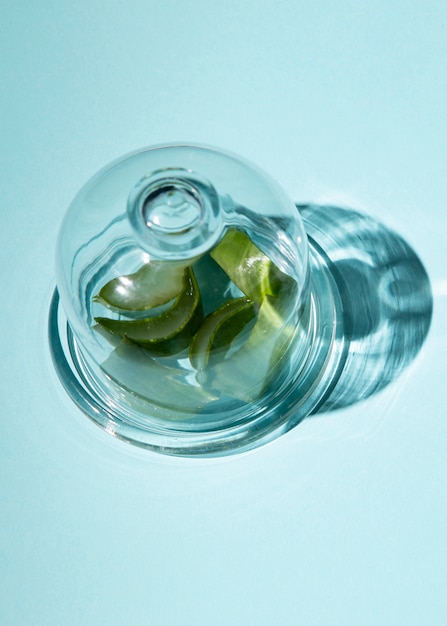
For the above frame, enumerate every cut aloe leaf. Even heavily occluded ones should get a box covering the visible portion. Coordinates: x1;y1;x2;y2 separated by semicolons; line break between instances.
95;268;203;354
189;297;257;371
209;294;296;402
102;339;218;413
95;260;191;311
210;228;296;303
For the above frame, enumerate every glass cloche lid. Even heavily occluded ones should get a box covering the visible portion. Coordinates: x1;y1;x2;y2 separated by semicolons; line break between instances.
50;144;344;455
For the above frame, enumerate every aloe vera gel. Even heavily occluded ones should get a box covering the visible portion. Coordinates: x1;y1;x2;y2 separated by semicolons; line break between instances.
52;145;342;455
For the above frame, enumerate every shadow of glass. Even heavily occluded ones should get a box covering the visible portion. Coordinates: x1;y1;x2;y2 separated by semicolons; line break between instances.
298;203;433;412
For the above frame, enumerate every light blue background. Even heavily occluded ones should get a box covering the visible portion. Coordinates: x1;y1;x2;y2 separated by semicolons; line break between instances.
1;1;446;624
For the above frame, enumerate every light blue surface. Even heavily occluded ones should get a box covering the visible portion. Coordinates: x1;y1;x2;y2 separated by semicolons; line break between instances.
1;1;446;624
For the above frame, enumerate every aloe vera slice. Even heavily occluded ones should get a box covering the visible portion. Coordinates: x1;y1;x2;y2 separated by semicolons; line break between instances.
95;268;203;354
209;294;296;402
102;339;218;413
210;228;295;303
95;260;190;311
189;297;257;371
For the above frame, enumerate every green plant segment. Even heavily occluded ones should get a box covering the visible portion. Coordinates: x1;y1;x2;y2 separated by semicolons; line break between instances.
209;295;296;401
94;228;298;402
94;259;190;311
95;268;203;355
210;227;295;303
189;297;257;371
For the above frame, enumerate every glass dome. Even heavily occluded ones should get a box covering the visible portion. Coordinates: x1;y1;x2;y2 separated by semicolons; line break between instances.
50;144;344;455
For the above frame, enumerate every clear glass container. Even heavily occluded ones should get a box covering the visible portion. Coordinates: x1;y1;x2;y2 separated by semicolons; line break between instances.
50;144;345;455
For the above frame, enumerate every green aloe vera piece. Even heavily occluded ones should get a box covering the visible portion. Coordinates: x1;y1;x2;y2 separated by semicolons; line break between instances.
95;260;190;311
102;339;218;414
95;268;203;355
189;297;257;371
209;294;296;402
210;228;296;303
